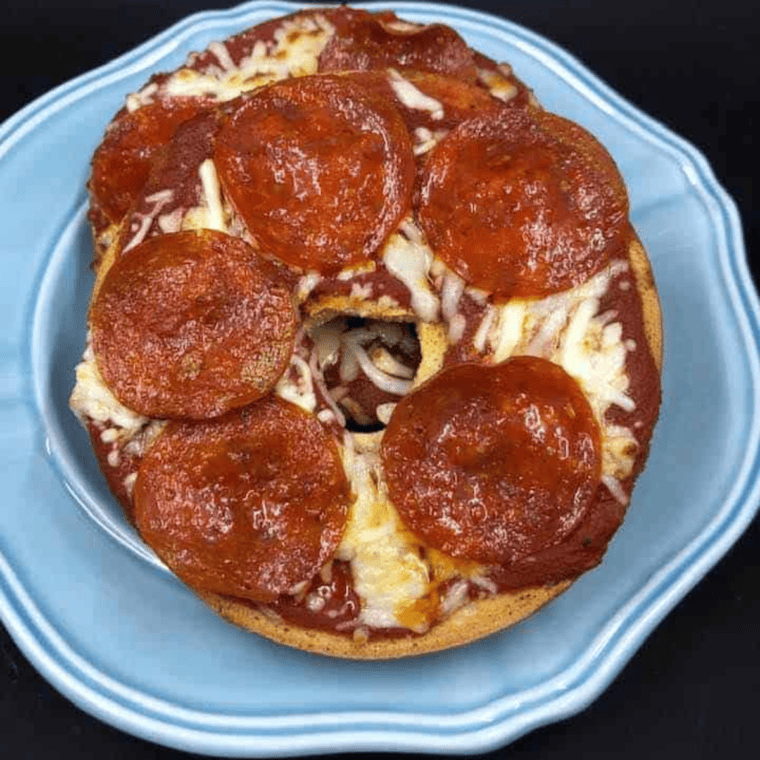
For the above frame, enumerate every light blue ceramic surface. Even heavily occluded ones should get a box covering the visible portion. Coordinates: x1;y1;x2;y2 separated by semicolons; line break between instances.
0;1;757;755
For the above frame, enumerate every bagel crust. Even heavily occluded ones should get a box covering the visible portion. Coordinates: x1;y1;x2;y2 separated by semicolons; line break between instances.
70;6;662;659
199;581;573;659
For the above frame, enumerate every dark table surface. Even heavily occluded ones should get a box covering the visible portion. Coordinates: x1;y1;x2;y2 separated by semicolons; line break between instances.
2;1;758;758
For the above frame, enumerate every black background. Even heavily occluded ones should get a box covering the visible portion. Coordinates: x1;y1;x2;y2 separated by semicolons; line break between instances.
1;1;758;758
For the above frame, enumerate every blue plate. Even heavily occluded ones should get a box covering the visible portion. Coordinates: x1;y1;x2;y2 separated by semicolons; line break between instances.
0;1;757;755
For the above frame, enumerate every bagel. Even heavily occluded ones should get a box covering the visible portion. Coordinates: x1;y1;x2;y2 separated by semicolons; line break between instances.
69;6;662;658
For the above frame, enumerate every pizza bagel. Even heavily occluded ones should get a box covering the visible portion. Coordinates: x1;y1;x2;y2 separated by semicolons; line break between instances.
70;6;662;658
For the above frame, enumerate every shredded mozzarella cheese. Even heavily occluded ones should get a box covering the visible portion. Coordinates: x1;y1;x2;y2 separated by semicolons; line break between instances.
386;69;444;120
382;220;439;322
343;336;414;396
336;444;431;631
480;262;638;488
122;190;173;252
69;342;149;452
198;159;226;232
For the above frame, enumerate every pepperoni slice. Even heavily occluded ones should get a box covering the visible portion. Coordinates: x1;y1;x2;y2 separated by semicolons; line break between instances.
344;70;504;136
89;98;209;234
188;7;366;75
133;397;351;602
401;71;503;127
115;108;224;255
91;229;296;419
381;357;602;565
417;108;629;298
318;15;477;82
214;75;414;273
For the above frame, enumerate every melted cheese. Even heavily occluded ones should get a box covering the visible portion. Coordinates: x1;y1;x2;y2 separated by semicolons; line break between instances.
335;436;496;631
370;346;415;380
386;69;444;120
133;14;334;106
197;159;226;232
440;272;467;344
342;337;413;396
139;159;231;240
381;218;439;322
337;439;431;632
477;67;518;103
207;40;236;73
412;126;447;156
476;261;639;491
125;83;157;113
157;207;184;234
69;341;147;439
123;190;173;253
275;354;317;413
296;273;321;302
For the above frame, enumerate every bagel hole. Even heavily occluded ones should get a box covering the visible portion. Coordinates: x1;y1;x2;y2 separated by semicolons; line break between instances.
308;315;421;433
